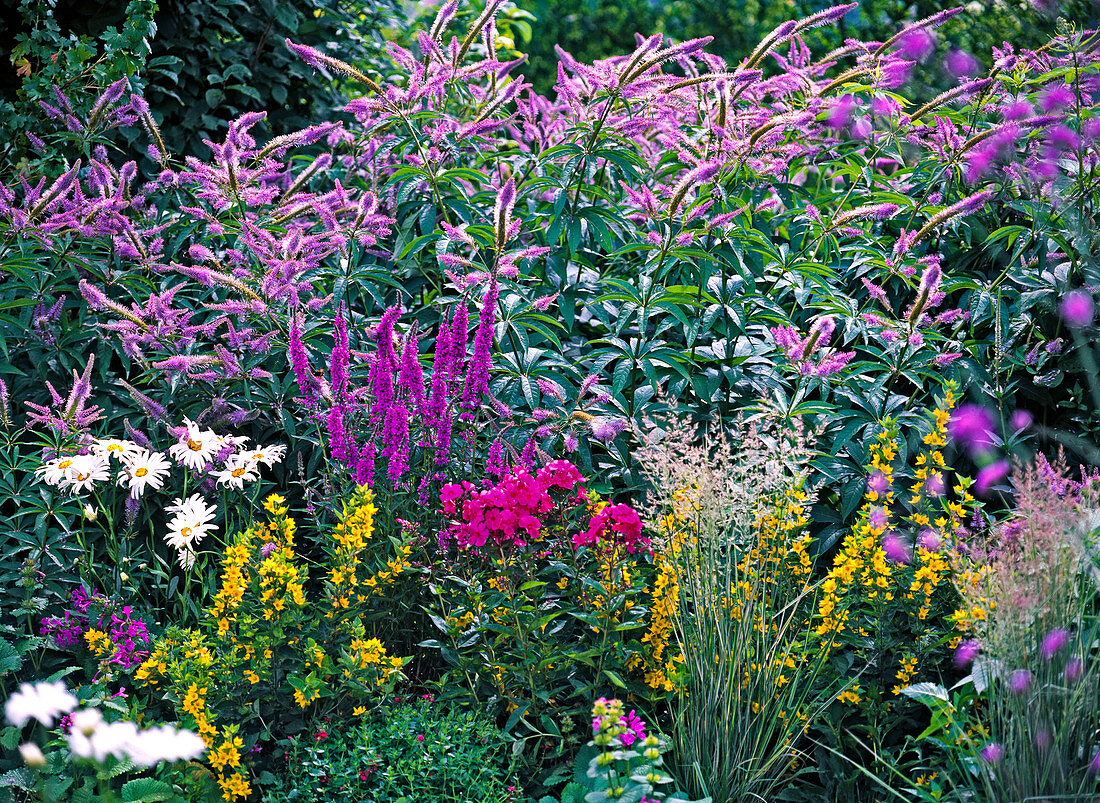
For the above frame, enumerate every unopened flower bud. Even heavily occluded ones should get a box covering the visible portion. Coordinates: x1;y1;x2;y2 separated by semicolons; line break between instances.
83;504;97;522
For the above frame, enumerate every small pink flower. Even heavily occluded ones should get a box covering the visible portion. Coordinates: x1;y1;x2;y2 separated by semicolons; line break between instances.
1062;291;1094;328
416;734;425;743
955;639;980;668
1007;668;1032;694
975;460;1010;496
881;533;911;564
949;405;997;454
980;743;1003;764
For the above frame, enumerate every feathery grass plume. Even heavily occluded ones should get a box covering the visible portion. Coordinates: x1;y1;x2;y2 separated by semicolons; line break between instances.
745;3;856;70
256;123;337;160
174;265;263;302
493;178;517;252
616;33;663;88
913;189;994;242
284;39;382;94
907;263;942;323
279;154;333;202
832;203;901;227
637;407;834;802
667;163;719;219
132;92;168;163
944;457;1100;801
428;0;459;43
474;77;525;124
873;7;964;57
86;78;127;130
619;37;714;86
908;77;994;121
78;280;150;329
28;160;81;220
456;0;506;65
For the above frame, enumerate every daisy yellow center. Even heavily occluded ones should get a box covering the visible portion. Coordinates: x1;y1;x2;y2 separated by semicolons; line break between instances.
77;472;89;481
107;444;123;452
187;439;203;451
250;454;263;461
135;467;149;477
182;527;192;538
59;460;73;469
232;467;247;477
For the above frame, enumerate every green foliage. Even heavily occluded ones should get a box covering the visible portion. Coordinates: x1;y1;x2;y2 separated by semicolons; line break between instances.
519;0;1099;94
140;0;400;161
262;696;518;803
0;0;157;171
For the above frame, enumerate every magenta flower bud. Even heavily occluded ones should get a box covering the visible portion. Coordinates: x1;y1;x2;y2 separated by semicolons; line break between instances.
896;28;935;61
1041;628;1069;660
881;533;911;564
867;472;889;495
975;460;1010;496
868;507;888;531
945;48;979;78
1065;657;1084;682
918;529;942;551
1090;748;1100;775
1010;409;1033;432
1062;291;1094;328
1007;669;1032;694
980;743;1003;764
949;405;997;454
1034;730;1052;750
925;472;945;497
955;639;980;668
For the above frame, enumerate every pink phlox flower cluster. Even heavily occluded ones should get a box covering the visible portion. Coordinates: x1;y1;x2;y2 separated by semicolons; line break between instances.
440;460;587;550
575;502;648;554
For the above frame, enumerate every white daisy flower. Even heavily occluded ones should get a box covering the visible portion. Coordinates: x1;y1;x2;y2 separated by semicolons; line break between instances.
125;724;206;767
68;717;139;764
35;456;78;486
167;418;221;470
164;495;217;550
215;456;259;489
91;438;140;462
237;444;286;467
119;450;172;499
4;680;78;728
65;454;110;494
175;547;196;571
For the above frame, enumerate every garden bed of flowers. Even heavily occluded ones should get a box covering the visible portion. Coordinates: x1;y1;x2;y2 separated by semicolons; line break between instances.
2;0;1100;801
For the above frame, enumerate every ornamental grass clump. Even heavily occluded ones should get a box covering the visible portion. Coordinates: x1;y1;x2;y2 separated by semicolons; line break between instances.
638;411;830;802
941;457;1100;802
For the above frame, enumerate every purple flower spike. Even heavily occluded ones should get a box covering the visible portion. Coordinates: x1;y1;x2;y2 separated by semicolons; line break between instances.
1041;628;1069;660
1062;291;1094;328
955;639;981;668
949;405;997;455
1065;657;1084;682
975;460;1010;496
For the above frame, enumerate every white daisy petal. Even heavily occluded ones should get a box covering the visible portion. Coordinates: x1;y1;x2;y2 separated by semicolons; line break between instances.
119;450;172;499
